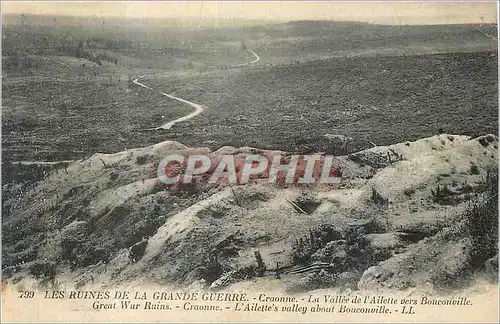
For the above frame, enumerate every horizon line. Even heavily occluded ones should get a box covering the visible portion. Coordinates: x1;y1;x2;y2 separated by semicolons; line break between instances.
2;12;498;28
2;2;497;25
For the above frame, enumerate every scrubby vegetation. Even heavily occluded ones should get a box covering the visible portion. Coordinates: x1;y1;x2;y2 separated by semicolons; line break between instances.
431;184;454;204
291;225;344;264
29;261;57;286
289;223;393;291
463;168;498;268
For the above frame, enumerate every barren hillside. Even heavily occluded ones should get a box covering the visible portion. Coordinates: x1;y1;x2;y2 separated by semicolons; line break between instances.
2;133;498;293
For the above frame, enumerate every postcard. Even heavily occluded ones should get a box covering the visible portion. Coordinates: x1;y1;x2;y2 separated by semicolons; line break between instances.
1;1;498;322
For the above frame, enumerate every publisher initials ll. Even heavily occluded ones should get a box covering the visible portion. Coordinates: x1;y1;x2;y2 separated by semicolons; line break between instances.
401;306;415;315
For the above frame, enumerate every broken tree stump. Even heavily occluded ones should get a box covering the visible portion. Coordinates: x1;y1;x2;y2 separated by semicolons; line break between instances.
254;250;266;277
275;262;282;279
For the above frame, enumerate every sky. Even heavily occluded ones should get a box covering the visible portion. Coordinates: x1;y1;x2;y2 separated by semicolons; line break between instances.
2;1;498;25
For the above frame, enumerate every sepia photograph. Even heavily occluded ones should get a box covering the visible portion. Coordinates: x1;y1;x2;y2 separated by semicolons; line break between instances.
1;1;499;322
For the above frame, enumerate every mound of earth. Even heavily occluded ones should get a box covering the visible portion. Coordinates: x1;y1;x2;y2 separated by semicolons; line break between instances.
2;134;498;293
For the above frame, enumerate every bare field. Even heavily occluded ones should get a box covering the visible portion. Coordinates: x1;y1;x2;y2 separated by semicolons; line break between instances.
1;18;498;176
2;71;191;161
141;50;498;154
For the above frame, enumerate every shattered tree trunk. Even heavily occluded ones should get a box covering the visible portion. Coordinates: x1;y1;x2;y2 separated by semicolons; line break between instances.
254;251;266;277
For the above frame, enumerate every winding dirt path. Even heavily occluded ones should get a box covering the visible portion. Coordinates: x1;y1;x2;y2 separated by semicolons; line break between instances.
9;160;74;166
9;49;261;166
132;76;205;130
233;49;260;67
134;48;260;130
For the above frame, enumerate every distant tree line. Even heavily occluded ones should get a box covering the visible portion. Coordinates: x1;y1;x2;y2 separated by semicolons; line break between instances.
75;40;118;65
85;37;140;50
2;27;121;66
